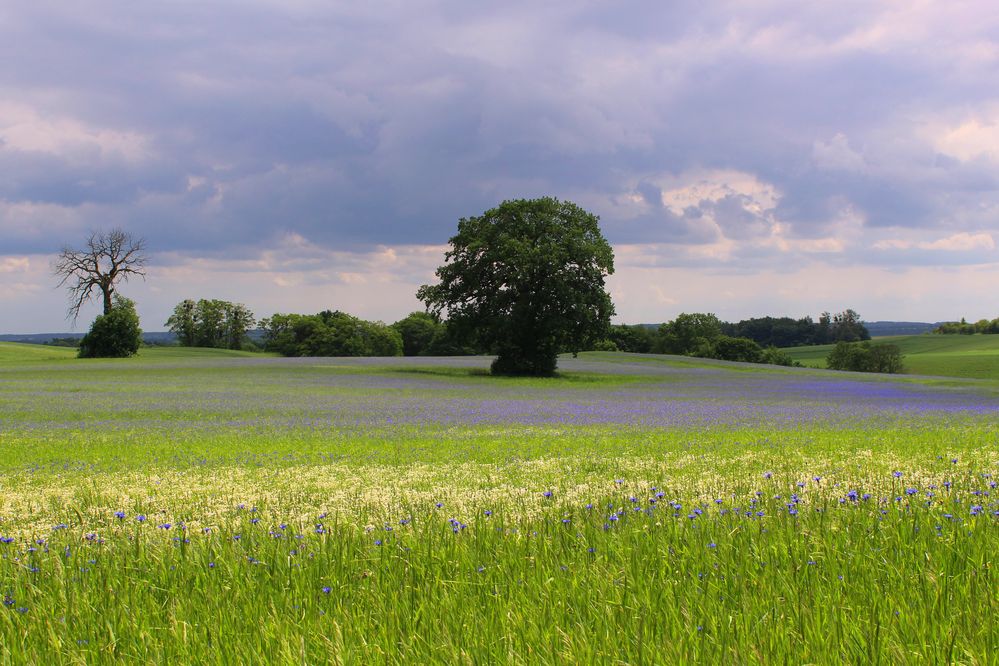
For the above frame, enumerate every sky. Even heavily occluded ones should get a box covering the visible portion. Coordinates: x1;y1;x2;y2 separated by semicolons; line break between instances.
2;1;999;334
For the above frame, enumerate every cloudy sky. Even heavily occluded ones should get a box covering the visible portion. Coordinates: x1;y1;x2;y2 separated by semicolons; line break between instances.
2;1;999;333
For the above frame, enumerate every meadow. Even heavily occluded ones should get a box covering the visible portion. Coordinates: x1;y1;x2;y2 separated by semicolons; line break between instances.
0;343;996;663
783;333;999;380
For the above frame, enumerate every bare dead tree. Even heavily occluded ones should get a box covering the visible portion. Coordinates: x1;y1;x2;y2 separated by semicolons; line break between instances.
53;228;148;322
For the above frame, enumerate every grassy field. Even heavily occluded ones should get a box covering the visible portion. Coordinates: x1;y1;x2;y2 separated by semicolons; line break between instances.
783;334;999;380
0;343;996;663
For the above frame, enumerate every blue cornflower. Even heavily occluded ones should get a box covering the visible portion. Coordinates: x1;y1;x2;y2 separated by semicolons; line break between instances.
484;510;492;516
892;471;903;478
208;562;216;568
0;537;12;544
763;472;773;479
158;523;171;530
374;539;382;546
905;488;918;496
707;542;717;549
135;515;146;523
543;490;553;498
113;511;126;520
322;586;331;594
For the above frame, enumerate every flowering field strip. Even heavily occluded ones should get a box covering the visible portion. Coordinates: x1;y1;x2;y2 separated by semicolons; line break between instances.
0;351;996;662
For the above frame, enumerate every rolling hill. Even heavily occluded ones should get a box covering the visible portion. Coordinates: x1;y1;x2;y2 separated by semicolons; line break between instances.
782;334;999;380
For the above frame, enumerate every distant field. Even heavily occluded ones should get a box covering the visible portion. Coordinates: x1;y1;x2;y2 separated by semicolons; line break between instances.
782;334;999;380
0;344;996;662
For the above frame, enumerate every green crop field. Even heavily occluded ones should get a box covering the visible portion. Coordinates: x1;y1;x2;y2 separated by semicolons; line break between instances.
0;342;996;663
783;334;999;380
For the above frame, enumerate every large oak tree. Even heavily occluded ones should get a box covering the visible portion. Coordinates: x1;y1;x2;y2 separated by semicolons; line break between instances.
418;197;615;376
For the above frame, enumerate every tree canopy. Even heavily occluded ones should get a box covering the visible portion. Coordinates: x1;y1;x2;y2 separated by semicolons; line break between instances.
417;197;615;376
166;299;256;350
260;310;402;357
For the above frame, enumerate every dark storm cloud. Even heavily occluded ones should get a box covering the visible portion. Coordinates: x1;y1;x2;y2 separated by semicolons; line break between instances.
1;1;998;267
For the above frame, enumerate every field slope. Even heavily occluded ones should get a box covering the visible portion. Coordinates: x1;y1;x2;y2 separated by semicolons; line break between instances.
0;347;995;663
782;333;999;380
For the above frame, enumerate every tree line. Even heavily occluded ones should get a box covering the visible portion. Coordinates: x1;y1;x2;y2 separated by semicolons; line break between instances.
933;317;999;335
50;205;892;376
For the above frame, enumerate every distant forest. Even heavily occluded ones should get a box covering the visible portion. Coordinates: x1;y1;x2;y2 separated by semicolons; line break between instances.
608;310;870;355
933;317;999;335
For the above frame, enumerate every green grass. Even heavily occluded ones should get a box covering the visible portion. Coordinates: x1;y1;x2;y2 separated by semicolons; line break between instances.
0;342;77;364
0;346;996;662
0;341;271;366
782;334;999;380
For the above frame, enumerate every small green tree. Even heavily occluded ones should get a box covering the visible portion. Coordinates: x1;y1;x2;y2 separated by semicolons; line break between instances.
760;346;798;367
868;343;904;373
698;335;763;363
391;312;442;356
78;296;142;358
418;197;615;376
165;299;197;346
222;303;256;350
607;324;655;353
655;313;723;355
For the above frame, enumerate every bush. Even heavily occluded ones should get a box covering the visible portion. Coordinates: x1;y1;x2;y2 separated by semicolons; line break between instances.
78;297;142;358
710;335;763;363
759;346;798;367
826;341;904;374
260;310;402;357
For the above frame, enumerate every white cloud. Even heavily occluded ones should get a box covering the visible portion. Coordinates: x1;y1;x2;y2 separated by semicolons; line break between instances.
0;101;150;163
931;114;999;162
0;256;29;273
874;232;995;252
